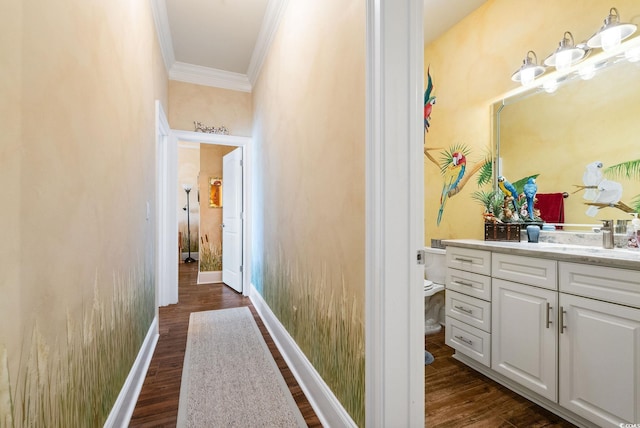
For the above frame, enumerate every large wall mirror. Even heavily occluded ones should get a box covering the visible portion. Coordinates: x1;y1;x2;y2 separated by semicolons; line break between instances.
493;39;640;227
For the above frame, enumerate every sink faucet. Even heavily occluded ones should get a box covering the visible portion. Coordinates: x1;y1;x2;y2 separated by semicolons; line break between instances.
601;220;614;249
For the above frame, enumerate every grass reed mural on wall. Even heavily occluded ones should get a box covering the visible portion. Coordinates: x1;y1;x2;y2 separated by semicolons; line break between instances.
253;251;365;426
179;223;199;253
0;267;154;427
199;234;222;272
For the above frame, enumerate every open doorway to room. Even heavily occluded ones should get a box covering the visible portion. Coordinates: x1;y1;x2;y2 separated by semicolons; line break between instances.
177;140;245;294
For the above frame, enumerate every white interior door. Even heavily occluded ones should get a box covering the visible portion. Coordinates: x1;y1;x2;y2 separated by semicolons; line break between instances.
222;147;243;292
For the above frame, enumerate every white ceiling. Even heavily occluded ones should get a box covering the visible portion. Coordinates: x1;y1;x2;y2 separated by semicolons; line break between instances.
153;0;487;91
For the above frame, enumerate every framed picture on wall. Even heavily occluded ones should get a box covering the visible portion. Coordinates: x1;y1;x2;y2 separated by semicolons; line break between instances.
209;177;222;208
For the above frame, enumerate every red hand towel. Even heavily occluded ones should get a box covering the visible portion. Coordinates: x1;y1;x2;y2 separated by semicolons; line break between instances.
536;193;565;224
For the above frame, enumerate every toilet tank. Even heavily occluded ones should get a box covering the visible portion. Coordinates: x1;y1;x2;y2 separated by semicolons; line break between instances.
424;247;446;285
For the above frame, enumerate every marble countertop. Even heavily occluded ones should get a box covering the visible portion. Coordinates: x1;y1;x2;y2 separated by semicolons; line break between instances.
442;239;640;270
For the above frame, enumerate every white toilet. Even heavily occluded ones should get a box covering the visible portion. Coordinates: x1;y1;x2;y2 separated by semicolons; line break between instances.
424;247;446;335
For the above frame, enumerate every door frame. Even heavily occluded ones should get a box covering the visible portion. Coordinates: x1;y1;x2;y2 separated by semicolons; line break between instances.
157;126;252;304
364;0;424;426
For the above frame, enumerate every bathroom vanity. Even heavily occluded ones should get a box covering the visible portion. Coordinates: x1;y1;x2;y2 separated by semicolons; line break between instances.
443;239;640;428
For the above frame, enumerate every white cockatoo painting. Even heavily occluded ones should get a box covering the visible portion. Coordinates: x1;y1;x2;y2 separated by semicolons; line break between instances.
581;161;623;217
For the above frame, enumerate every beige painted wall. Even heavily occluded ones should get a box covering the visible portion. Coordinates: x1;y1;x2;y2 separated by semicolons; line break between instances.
199;145;235;251
251;0;365;424
0;0;23;378
1;0;168;423
424;0;640;241
168;81;253;135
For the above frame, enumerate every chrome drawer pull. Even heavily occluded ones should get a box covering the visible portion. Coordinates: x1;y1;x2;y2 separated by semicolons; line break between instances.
454;280;474;287
454;305;473;314
454;335;473;346
546;302;552;328
454;257;474;263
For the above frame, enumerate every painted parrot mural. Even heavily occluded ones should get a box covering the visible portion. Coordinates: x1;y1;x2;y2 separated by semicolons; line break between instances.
523;177;538;219
424;67;436;133
437;151;466;225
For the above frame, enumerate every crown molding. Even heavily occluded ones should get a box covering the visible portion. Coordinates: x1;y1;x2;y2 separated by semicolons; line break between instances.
247;0;289;86
169;62;252;92
149;0;175;72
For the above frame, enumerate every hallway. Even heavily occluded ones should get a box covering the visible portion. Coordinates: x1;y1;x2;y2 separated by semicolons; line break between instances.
129;262;321;427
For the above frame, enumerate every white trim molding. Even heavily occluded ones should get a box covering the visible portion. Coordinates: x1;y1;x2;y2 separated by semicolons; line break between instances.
247;0;289;87
249;284;357;428
171;129;253;297
365;0;425;426
149;0;175;73
104;316;159;428
169;62;252;92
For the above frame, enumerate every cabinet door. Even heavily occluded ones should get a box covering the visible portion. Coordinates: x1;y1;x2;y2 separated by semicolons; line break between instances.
559;294;640;427
492;279;558;401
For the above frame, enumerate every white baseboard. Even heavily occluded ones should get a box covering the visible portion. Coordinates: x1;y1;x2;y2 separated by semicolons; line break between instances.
197;270;222;284
104;316;159;428
249;284;356;428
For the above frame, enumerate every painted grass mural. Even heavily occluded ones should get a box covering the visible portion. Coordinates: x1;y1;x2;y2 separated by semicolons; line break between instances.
253;251;365;427
0;268;154;427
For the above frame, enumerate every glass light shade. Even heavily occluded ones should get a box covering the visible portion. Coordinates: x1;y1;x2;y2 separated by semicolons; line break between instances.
182;184;192;192
519;67;536;85
587;8;637;51
578;64;596;80
544;32;585;71
543;79;558;93
511;50;545;86
601;26;622;51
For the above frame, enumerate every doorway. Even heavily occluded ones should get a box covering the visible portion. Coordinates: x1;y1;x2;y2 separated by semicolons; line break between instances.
156;125;252;306
177;142;243;293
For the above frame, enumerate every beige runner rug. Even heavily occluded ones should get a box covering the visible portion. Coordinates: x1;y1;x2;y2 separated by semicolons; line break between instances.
177;307;307;427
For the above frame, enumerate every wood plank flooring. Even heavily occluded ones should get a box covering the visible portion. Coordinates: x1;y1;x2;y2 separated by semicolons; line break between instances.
425;328;577;428
130;260;578;427
129;261;321;427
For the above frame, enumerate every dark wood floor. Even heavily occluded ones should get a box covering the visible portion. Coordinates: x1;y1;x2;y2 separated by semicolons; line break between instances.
129;261;322;427
130;261;578;427
425;328;576;428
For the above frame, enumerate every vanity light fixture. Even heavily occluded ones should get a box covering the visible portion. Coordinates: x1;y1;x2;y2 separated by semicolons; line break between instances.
543;79;559;93
587;7;637;52
544;31;586;71
511;50;545;86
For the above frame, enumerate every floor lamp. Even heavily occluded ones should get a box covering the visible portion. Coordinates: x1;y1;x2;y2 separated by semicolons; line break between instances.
182;184;196;263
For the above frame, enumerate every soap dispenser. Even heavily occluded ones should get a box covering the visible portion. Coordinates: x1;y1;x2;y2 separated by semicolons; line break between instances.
627;213;640;249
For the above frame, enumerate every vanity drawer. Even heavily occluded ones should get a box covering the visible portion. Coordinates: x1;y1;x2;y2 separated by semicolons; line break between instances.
559;262;640;308
446;290;491;332
446;247;491;275
446;268;491;301
492;253;557;290
446;317;491;367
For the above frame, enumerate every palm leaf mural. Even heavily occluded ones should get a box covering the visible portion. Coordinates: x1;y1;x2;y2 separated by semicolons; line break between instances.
632;194;640;213
476;151;493;187
605;159;640;213
605;159;640;181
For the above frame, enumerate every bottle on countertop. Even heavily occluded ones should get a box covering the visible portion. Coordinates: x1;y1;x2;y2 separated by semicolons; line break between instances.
627;213;639;249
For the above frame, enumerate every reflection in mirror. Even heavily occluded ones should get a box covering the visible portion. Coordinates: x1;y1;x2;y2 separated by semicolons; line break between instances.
494;40;640;229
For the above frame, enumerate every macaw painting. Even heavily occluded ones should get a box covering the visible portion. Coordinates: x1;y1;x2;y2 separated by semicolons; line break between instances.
430;143;493;226
424;67;436;133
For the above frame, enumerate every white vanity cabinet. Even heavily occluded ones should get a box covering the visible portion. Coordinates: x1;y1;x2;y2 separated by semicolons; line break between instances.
558;263;640;428
445;248;491;366
492;278;558;401
490;253;558;401
444;241;640;428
